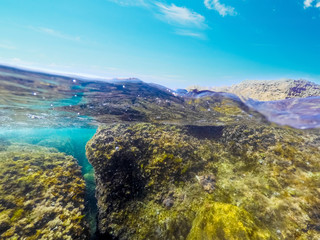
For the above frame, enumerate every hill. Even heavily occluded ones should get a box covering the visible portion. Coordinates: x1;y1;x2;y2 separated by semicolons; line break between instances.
189;79;320;101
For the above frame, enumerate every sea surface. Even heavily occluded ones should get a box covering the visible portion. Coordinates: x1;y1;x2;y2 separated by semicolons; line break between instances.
1;65;320;239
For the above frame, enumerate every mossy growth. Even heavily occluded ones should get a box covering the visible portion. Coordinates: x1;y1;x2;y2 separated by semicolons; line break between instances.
187;202;273;240
213;99;244;116
87;122;320;240
0;143;89;240
10;209;24;222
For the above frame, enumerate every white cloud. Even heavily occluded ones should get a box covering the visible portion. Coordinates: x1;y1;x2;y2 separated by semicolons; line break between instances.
106;1;207;39
156;3;207;29
303;0;320;8
30;26;81;42
175;29;206;39
304;0;315;8
204;0;236;16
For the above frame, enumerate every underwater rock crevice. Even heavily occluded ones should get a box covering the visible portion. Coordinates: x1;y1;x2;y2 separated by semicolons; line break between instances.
184;125;224;140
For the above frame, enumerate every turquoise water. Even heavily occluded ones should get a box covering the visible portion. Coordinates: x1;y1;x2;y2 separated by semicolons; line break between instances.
0;127;98;238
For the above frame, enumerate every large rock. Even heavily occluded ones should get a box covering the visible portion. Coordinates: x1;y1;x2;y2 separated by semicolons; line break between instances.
191;79;320;101
86;121;320;240
0;144;90;240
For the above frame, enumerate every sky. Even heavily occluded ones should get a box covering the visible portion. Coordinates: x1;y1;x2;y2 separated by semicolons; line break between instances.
0;0;320;88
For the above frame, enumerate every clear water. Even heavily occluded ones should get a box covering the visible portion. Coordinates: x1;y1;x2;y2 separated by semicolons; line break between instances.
1;65;320;240
246;96;320;129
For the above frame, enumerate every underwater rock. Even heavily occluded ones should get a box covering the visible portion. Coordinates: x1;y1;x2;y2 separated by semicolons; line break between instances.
162;197;174;209
162;191;175;209
87;122;320;240
0;144;89;240
86;123;208;239
196;174;216;193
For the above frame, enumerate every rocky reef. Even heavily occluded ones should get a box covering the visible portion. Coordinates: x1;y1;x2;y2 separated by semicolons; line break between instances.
86;121;320;239
2;64;320;240
0;143;89;240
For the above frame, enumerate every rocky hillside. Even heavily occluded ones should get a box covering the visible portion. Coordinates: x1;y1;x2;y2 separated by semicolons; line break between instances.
190;79;320;101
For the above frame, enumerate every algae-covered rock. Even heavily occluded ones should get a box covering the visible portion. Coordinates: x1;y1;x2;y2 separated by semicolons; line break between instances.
87;122;320;240
0;144;89;240
86;123;207;239
186;202;272;240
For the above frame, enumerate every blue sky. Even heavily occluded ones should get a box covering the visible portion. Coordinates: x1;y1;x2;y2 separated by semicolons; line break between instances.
0;0;320;88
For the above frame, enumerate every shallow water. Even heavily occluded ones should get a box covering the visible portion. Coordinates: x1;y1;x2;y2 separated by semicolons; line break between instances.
0;127;98;238
1;65;320;240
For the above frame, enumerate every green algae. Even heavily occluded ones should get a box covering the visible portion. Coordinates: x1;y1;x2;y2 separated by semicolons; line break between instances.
187;202;273;240
0;143;89;240
10;209;24;222
87;121;320;240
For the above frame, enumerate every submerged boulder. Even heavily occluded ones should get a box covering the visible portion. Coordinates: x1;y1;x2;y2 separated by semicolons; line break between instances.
0;144;89;240
86;122;320;240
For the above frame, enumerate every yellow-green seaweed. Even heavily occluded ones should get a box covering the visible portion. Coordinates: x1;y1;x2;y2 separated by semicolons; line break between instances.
0;144;89;240
187;202;273;240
